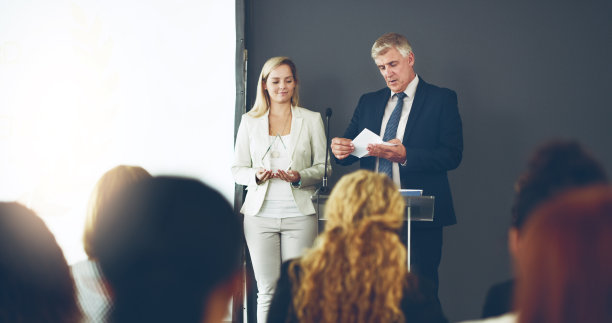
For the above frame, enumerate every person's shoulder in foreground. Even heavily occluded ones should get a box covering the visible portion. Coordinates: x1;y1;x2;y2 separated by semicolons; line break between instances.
460;312;518;323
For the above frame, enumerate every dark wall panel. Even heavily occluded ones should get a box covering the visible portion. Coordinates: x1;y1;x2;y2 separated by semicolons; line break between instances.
244;0;612;320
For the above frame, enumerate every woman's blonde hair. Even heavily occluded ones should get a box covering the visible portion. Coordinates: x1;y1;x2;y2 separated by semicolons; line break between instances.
290;170;407;322
248;56;299;118
83;165;151;258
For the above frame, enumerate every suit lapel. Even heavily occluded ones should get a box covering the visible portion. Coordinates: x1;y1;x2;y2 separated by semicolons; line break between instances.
362;89;389;171
255;111;271;169
403;79;427;142
288;106;303;160
370;89;391;135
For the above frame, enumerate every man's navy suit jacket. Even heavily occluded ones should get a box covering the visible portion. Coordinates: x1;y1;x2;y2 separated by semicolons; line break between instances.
336;78;463;227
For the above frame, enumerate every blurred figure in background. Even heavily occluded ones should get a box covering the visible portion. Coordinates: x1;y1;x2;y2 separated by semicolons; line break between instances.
480;140;608;318
515;185;612;323
464;185;612;323
93;177;242;323
71;165;151;322
267;170;446;323
0;202;81;323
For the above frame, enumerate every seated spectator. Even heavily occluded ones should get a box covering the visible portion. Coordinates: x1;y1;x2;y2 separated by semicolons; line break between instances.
0;202;81;323
71;165;151;322
481;140;608;318
267;170;447;323
513;185;612;323
92;177;242;323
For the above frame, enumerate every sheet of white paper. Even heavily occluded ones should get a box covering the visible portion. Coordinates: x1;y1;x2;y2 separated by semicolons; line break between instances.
350;128;400;158
351;128;380;157
349;128;381;158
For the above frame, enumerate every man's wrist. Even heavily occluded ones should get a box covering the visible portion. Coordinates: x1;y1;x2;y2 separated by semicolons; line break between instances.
400;158;408;167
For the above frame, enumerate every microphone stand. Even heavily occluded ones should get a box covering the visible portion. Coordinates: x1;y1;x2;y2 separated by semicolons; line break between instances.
320;108;332;194
312;108;333;228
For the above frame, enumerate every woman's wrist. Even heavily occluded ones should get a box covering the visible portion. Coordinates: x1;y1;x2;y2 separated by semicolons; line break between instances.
292;171;302;187
291;179;301;188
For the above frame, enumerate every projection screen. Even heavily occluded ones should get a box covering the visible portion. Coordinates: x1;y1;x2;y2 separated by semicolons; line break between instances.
0;0;236;263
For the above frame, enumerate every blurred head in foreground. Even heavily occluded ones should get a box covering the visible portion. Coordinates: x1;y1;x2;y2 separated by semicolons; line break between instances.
0;202;81;323
83;165;152;259
291;170;407;322
509;140;608;256
516;185;612;323
93;177;242;323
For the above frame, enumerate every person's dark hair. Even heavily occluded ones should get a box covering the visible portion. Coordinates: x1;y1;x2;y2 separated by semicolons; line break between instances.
516;185;612;323
92;177;242;323
511;140;608;230
0;202;81;323
84;165;151;259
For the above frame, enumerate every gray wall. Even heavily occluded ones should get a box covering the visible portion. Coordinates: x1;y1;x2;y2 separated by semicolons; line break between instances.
243;0;612;321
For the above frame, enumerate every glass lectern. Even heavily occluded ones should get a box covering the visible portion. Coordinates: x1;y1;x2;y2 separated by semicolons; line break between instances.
312;193;434;269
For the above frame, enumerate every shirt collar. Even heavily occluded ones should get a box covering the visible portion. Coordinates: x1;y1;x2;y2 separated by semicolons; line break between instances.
390;74;419;100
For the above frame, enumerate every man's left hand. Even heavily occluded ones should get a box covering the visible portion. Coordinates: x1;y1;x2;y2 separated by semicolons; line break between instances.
367;138;406;164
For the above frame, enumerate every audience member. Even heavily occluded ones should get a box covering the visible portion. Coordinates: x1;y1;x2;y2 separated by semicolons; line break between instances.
72;165;151;322
92;177;242;323
0;202;81;323
463;186;612;323
480;140;608;318
514;185;612;323
267;170;447;323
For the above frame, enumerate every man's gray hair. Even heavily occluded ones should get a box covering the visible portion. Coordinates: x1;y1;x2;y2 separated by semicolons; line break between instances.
371;32;413;59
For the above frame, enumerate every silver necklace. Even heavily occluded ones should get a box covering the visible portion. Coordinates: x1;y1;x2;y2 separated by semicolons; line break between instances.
269;109;292;137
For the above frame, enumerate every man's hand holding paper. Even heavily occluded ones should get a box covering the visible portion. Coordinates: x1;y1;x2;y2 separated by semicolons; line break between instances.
332;128;404;163
352;128;403;162
367;138;406;164
349;128;384;158
331;137;355;160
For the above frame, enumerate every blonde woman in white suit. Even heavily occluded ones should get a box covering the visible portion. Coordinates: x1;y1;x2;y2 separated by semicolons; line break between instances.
232;56;329;322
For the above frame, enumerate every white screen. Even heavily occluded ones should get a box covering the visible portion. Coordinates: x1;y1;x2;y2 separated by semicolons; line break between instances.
0;0;236;263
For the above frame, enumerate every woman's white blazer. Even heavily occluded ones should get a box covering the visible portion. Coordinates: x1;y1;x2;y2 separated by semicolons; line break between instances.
232;106;330;216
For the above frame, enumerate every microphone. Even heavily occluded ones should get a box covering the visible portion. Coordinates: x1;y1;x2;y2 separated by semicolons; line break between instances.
321;108;332;194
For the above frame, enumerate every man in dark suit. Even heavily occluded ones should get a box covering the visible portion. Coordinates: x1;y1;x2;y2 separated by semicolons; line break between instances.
331;33;463;296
